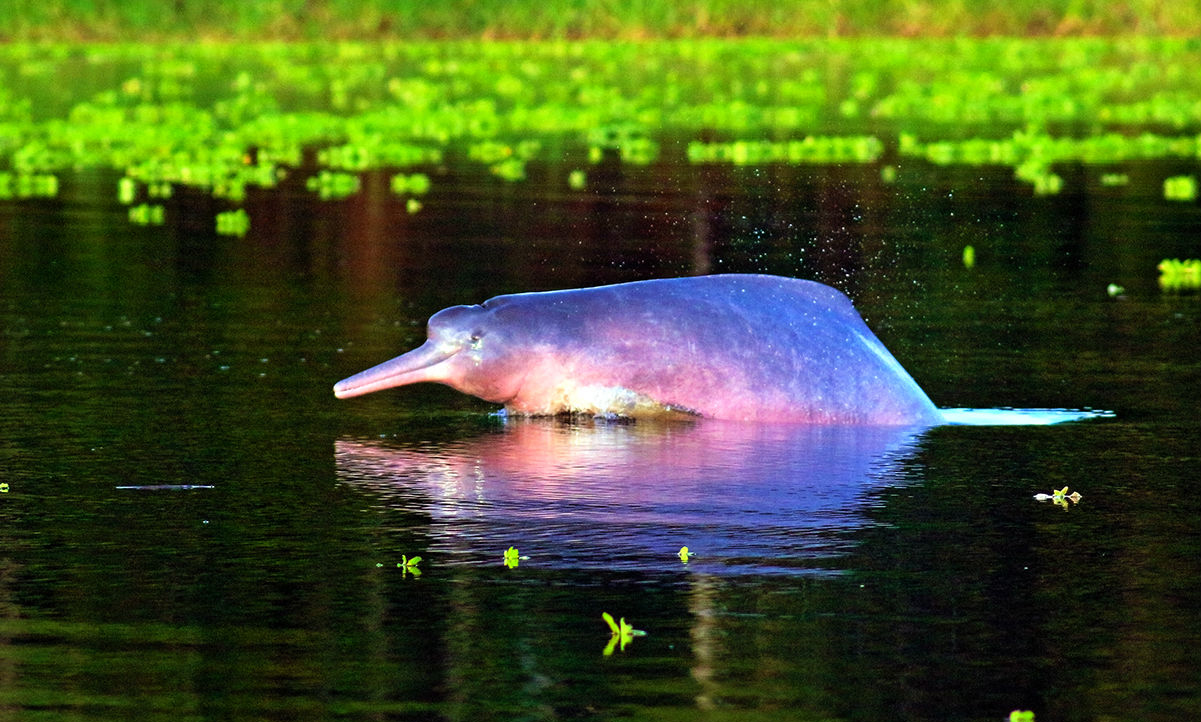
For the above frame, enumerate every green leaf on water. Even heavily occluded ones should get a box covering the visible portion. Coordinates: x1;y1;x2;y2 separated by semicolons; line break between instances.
601;612;646;655
601;612;620;635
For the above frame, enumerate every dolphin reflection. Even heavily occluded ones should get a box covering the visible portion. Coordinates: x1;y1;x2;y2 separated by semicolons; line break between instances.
334;418;930;575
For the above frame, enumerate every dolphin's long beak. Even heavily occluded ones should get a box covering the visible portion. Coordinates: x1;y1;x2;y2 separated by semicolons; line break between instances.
333;341;457;399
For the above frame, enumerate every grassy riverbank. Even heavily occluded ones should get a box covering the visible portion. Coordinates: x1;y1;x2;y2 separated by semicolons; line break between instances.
2;0;1199;41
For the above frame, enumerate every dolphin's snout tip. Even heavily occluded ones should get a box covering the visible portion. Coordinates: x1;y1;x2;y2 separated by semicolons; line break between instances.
332;378;356;399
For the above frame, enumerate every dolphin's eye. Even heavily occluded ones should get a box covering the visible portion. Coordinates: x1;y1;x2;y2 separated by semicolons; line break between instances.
469;332;483;350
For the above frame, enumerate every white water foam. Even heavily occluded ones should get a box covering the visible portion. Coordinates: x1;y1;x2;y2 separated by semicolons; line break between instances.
939;408;1115;426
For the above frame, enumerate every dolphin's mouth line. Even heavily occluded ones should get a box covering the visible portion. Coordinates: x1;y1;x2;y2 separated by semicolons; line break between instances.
333;343;459;399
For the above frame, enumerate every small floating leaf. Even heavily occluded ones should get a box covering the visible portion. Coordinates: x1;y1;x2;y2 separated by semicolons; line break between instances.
601;612;620;635
1163;175;1197;201
962;245;976;269
1034;486;1082;510
1158;258;1201;291
215;208;250;237
117;177;136;204
503;546;528;568
601;612;646;654
395;554;423;577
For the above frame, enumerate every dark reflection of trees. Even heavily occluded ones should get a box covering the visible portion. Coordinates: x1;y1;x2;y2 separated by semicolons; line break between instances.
4;137;1198;721
823;423;1201;722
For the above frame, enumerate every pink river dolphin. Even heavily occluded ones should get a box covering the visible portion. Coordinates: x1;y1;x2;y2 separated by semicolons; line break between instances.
333;274;945;425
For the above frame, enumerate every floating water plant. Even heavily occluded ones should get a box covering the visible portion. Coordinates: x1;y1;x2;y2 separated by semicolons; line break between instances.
962;245;976;269
7;39;1201;210
686;136;883;166
381;555;422;577
128;203;165;226
215;208;250;237
490;158;527;182
390;172;431;195
306;170;360;200
1030;171;1064;196
118;177;137;204
1034;486;1082;509
1014;160;1063;196
1158;258;1201;291
601;612;646;656
0;172;58;199
503;546;529;568
1163;175;1198;201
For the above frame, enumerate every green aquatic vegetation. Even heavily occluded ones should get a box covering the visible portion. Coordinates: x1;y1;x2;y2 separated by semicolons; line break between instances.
687;136;883;166
601;612;646;655
1034;486;1082;510
319;142;441;172
467;141;518;165
128;203;165;226
490;158;527;182
148;181;172;199
390;172;431;195
468;140;540;181
117;177;137;204
1162;175;1198;202
306;170;360;200
1029;169;1064;196
902;126;1201;193
215;208;250;237
586;124;659;165
502;546;529;568
1158;258;1201;291
962;245;976;269
0;171;58;199
378;555;422;577
5;38;1201;219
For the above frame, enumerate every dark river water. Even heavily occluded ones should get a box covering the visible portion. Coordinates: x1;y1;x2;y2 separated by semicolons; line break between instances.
2;154;1199;722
